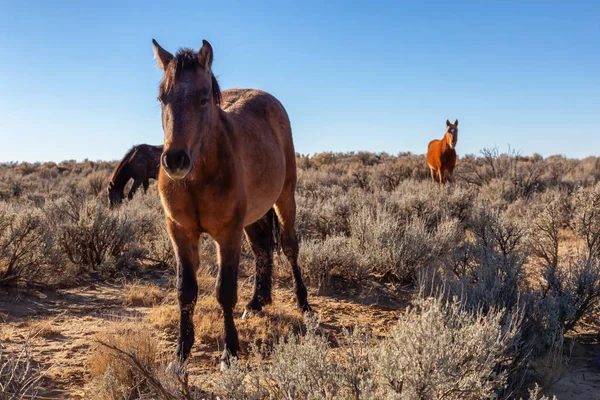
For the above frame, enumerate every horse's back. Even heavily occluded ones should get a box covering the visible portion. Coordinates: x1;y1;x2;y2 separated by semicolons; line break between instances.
131;144;162;179
221;88;295;224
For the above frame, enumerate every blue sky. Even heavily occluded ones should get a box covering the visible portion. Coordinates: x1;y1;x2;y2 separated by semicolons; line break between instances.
0;0;598;162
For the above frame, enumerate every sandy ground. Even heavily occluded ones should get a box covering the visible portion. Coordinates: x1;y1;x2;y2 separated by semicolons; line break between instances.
0;278;598;399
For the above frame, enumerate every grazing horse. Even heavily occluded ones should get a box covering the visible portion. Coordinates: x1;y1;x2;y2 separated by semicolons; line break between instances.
107;144;163;207
151;39;311;369
427;120;458;186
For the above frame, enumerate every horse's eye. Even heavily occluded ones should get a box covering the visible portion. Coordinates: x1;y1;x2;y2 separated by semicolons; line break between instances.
200;98;209;107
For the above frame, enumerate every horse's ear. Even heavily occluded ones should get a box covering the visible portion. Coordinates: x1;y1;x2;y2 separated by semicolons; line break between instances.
446;119;451;127
454;119;459;126
198;40;214;72
152;39;173;72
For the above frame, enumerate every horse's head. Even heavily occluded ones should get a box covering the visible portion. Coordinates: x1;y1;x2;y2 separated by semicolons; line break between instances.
445;119;459;149
152;39;221;180
107;183;124;208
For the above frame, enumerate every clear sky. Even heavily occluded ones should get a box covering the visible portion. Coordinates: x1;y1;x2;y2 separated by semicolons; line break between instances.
0;0;599;162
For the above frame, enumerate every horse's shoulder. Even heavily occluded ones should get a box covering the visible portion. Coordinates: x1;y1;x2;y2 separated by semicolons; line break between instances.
428;139;440;149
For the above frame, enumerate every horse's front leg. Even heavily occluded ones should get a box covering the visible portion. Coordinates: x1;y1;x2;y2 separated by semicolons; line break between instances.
128;178;144;200
166;217;200;364
429;167;436;184
214;225;243;369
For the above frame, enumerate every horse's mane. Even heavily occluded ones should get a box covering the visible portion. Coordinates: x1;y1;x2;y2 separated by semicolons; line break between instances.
108;146;137;189
163;48;222;106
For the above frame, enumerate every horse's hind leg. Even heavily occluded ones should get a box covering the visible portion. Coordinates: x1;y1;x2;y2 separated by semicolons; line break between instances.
274;190;311;312
143;179;150;193
166;218;200;364
243;210;274;315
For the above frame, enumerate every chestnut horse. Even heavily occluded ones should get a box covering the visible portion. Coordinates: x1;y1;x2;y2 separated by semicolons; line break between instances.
427;120;458;186
151;39;311;369
107;144;163;207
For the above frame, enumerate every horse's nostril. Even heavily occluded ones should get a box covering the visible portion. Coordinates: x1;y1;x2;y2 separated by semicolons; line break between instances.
163;150;190;171
180;153;190;169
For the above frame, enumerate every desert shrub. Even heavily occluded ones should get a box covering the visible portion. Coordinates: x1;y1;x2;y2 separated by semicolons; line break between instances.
45;196;141;275
0;342;43;399
297;169;347;199
528;185;600;333
447;207;527;312
0;202;64;286
346;165;371;190
541;254;600;333
372;163;411;192
296;192;352;240
436;204;579;391
119;192;175;267
370;296;521;400
526;190;571;270
388;180;476;228
218;295;521;400
0;177;23;201
459;147;544;201
299;235;360;293
249;316;347;399
350;204;460;282
85;171;110;198
571;183;600;258
311;152;337;167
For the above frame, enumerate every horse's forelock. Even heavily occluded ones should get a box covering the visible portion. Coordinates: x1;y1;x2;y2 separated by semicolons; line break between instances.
163;48;222;107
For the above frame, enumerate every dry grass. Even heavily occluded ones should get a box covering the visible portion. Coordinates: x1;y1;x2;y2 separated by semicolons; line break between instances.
147;293;305;352
123;280;165;307
28;319;62;339
86;322;165;399
147;304;179;335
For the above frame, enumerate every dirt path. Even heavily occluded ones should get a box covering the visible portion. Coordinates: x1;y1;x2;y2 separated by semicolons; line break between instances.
549;340;600;400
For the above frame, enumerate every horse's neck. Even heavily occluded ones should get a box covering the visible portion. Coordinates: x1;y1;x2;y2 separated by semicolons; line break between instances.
193;110;235;176
438;137;451;154
110;162;131;190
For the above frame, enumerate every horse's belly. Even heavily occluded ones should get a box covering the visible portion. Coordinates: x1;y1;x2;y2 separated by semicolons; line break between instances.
243;172;285;226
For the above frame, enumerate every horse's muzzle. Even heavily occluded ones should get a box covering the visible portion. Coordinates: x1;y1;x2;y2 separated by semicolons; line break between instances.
161;149;191;180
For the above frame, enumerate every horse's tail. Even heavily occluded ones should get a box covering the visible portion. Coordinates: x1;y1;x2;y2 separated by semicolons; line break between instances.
268;207;282;255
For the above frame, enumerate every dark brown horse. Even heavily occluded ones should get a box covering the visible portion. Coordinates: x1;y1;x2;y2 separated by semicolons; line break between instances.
427;119;458;186
151;39;311;369
107;144;163;207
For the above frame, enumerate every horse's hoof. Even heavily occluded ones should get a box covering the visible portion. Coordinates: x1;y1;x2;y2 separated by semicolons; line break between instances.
241;309;250;320
299;302;313;314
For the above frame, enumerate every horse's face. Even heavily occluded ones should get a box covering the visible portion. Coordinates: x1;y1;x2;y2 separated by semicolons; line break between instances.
152;40;216;180
445;119;459;149
107;186;124;208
